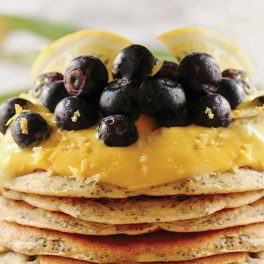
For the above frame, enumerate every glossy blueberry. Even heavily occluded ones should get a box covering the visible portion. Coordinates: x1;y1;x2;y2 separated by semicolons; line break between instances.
98;115;138;147
138;78;190;126
222;69;255;95
0;97;30;134
99;79;140;120
191;94;232;127
217;78;246;109
32;72;63;98
54;96;98;130
11;112;51;148
64;56;108;98
154;60;178;81
178;52;221;94
39;81;68;112
112;44;156;82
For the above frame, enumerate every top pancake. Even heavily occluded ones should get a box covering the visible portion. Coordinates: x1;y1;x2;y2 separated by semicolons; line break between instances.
5;169;264;198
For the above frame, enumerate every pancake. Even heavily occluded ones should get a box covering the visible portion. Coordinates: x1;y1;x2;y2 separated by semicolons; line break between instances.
4;189;264;225
1;221;264;262
3;195;264;235
5;169;264;199
0;197;156;235
38;253;260;264
0;251;261;264
162;197;264;232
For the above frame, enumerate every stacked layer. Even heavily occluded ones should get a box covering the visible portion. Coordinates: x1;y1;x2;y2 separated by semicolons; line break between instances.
1;169;264;263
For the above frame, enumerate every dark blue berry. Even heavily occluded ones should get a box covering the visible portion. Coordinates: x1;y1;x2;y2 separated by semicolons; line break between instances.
98;115;138;147
253;95;264;106
112;44;156;82
32;72;63;98
39;81;68;112
0;97;30;134
178;53;221;94
64;56;108;98
222;68;255;95
217;78;246;109
11;112;51;148
191;94;232;127
54;96;98;130
154;60;178;81
138;78;190;126
99;79;140;120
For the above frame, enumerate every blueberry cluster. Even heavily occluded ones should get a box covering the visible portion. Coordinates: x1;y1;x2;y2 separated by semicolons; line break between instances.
0;45;257;148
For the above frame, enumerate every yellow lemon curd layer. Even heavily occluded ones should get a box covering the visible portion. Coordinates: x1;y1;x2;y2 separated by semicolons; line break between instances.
1;94;264;191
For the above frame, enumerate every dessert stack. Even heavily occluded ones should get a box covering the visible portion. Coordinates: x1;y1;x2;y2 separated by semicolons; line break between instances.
1;29;264;263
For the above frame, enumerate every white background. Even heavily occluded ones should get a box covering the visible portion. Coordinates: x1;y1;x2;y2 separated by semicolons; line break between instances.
0;0;264;94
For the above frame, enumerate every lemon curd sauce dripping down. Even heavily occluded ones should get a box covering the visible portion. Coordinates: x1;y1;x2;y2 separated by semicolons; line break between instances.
1;93;264;190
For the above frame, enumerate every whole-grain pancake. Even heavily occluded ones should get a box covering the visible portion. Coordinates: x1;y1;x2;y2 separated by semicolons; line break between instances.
39;253;264;264
4;189;264;225
0;251;262;264
1;221;264;262
162;197;264;232
0;197;157;235
5;169;264;199
3;196;264;235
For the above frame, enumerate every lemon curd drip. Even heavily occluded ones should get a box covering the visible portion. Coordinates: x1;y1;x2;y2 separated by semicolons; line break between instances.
1;93;264;190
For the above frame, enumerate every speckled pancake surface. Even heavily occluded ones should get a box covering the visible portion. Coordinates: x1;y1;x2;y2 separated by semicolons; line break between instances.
4;189;264;225
0;197;157;235
5;169;264;199
1;221;264;263
1;251;264;264
3;196;264;235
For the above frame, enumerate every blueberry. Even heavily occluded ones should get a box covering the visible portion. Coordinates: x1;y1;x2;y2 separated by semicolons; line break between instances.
253;95;264;106
154;60;178;81
191;94;232;127
11;112;51;148
112;44;156;82
222;69;255;95
32;72;63;98
217;78;246;109
138;78;190;126
98;115;138;147
39;81;68;112
178;53;222;94
64;56;108;98
0;97;30;134
99;79;140;120
54;96;98;130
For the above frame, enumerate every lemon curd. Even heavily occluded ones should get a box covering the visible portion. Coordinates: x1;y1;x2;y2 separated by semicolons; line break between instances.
1;94;264;190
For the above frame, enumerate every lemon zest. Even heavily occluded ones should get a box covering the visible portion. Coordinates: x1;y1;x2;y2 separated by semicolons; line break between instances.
5;104;30;126
71;110;81;123
205;107;214;119
20;118;28;134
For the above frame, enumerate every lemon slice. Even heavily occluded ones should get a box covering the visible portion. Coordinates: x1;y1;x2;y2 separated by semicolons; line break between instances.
30;29;133;82
158;27;255;76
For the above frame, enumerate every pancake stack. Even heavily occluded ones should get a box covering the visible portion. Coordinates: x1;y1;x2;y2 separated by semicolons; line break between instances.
1;169;264;263
0;29;264;264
